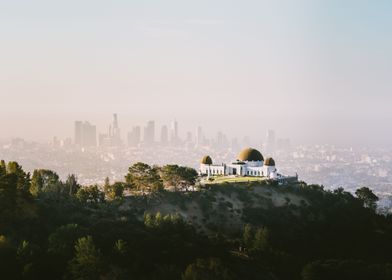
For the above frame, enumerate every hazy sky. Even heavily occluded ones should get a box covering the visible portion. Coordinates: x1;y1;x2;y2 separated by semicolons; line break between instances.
1;0;391;146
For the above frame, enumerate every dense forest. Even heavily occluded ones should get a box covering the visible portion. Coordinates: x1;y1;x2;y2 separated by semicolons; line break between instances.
1;160;391;280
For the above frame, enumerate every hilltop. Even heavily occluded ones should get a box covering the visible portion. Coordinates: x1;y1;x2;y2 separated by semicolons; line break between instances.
1;160;392;280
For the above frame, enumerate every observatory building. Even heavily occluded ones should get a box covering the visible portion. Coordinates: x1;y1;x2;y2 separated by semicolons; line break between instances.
199;148;279;179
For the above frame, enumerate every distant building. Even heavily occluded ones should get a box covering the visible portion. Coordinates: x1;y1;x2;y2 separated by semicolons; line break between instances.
170;120;179;145
265;129;276;152
160;125;168;145
199;147;279;179
110;113;121;146
74;121;83;145
99;114;122;147
216;131;229;150
74;121;97;147
127;126;141;147
196;126;204;146
143;121;155;146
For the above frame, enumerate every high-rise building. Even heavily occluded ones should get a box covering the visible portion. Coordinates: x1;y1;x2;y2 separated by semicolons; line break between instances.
143;121;155;146
99;114;122;147
216;131;229;150
112;114;121;140
196;126;203;146
127;126;141;147
160;125;168;145
266;129;276;151
74;121;97;147
110;113;121;146
74;121;83;145
170;120;178;145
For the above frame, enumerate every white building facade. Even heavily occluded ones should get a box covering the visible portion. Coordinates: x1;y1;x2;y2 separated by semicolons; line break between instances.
199;148;279;179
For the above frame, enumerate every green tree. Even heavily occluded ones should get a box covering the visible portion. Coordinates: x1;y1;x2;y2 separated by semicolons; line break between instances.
7;161;31;195
113;239;127;257
48;224;86;259
125;162;163;193
104;177;110;188
301;260;383;280
253;227;270;251
68;236;104;280
355;187;379;211
104;182;125;201
182;258;233;280
65;174;80;196
16;240;41;278
161;165;198;191
0;172;18;212
0;235;18;278
243;224;253;248
0;160;6;176
76;185;104;204
30;169;60;196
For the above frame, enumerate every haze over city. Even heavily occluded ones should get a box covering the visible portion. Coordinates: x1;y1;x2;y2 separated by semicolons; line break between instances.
1;0;392;147
2;2;392;279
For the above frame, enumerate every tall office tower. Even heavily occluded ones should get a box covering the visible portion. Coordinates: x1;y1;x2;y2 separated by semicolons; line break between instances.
143;121;155;146
266;129;276;151
127;126;141;147
74;121;83;145
82;122;97;147
196;126;203;146
160;125;169;145
216;131;229;149
111;113;121;145
170;119;178;145
74;121;97;147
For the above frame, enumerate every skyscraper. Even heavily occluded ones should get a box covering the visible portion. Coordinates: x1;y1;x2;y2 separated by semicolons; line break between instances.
74;121;97;147
99;114;122;146
127;126;141;147
160;125;168;145
196;126;203;146
170;119;178;145
143;121;155;146
111;113;121;146
74;121;83;145
266;129;276;152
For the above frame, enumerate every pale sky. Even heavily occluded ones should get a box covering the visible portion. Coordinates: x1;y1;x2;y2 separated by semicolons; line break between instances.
0;0;391;146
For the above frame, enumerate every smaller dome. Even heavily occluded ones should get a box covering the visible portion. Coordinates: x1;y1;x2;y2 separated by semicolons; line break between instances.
200;155;213;165
264;157;276;166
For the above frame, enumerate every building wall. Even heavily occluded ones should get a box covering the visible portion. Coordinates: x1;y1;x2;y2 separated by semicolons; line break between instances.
200;164;225;176
200;161;268;177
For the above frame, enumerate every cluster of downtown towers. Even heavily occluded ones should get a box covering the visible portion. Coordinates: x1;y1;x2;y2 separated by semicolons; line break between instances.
74;114;199;148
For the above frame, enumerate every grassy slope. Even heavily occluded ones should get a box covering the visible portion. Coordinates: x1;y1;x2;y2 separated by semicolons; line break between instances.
121;180;306;235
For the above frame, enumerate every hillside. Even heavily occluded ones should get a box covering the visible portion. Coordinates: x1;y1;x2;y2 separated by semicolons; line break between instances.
121;181;306;235
1;161;392;280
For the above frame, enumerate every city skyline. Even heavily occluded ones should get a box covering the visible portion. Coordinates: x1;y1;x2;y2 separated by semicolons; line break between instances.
1;1;392;147
71;114;287;150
